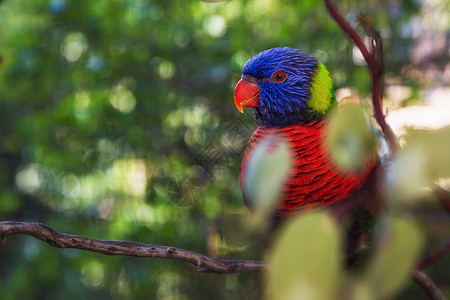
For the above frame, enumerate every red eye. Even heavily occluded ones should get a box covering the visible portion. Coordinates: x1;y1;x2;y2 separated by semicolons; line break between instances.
274;71;286;82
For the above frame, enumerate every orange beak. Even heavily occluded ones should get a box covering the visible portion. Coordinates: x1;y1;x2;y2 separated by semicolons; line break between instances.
234;78;260;113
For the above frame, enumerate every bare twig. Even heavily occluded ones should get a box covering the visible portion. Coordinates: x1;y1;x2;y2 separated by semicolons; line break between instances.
412;270;447;300
323;2;448;298
2;219;446;300
324;0;400;152
325;0;450;217
433;185;450;214
0;221;265;274
417;238;450;270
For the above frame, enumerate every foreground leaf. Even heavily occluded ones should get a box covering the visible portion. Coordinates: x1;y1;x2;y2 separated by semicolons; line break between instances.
328;103;376;170
267;212;342;300
363;217;424;299
244;139;291;214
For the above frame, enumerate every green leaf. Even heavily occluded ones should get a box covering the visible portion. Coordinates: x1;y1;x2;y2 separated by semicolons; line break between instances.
363;217;424;299
403;126;450;179
328;103;376;170
389;126;450;202
267;212;342;300
243;139;291;213
388;148;431;202
346;279;375;300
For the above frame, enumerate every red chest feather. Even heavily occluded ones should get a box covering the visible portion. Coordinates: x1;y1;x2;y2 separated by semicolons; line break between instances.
240;120;377;217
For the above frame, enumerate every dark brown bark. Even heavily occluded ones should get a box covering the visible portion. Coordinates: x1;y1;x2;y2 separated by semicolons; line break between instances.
0;221;264;274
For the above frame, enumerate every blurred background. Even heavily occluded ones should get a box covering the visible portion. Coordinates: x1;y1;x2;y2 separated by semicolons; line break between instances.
0;0;448;299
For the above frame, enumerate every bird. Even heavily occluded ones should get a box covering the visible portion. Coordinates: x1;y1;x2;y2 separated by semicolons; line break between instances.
234;47;382;251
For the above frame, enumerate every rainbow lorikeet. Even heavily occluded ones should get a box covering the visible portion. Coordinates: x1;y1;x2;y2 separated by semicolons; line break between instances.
234;47;380;225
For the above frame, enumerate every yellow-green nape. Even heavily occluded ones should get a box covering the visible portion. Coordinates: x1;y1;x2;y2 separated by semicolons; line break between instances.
307;64;335;116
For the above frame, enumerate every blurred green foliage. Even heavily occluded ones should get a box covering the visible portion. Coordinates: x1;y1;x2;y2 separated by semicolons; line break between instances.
0;0;449;299
243;140;290;214
267;212;342;300
266;213;423;300
328;103;376;170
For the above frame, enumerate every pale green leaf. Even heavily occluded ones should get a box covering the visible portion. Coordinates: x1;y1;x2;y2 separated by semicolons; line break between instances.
363;217;424;299
388;148;432;202
341;278;375;300
267;212;342;300
389;126;450;203
243;139;291;213
403;126;450;179
328;103;376;170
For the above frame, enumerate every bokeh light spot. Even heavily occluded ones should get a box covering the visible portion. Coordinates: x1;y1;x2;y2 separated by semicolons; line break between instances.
62;32;88;62
157;60;176;80
81;261;105;288
203;15;227;38
109;84;136;113
15;164;45;194
106;158;150;197
73;90;91;120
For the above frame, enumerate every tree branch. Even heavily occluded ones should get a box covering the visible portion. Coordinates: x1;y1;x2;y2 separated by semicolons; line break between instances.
433;184;450;214
417;238;450;270
412;270;447;300
0;221;265;274
324;0;450;216
324;0;400;152
324;2;448;298
2;220;447;300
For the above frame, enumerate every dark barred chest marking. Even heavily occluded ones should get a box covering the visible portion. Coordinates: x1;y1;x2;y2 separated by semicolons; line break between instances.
240;120;376;217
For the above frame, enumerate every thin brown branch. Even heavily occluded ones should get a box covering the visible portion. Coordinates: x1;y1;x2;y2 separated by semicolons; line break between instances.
433;184;450;214
412;270;447;300
417;238;450;270
325;0;450;218
323;0;374;67
0;221;265;274
324;0;400;152
2;220;446;299
324;2;447;298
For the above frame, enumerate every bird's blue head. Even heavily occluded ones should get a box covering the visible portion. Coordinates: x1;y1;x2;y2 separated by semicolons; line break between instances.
234;47;337;127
